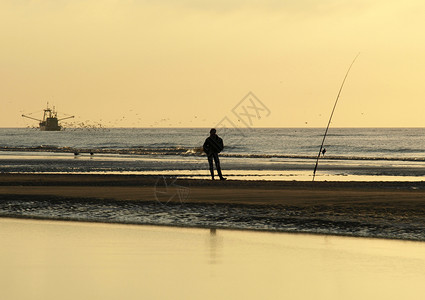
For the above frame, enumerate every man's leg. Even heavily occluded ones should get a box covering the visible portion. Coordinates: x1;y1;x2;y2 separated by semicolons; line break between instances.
207;154;214;180
213;153;226;180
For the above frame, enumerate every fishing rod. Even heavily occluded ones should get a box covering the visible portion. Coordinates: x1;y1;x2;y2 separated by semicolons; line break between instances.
312;53;360;181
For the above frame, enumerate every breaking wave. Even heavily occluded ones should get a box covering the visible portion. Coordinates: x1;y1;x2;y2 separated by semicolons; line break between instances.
1;146;425;162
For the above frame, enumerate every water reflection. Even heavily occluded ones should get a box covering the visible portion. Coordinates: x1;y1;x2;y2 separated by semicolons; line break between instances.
207;228;222;265
1;218;425;300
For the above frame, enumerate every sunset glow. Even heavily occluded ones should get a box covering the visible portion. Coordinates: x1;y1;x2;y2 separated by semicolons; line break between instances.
2;0;425;128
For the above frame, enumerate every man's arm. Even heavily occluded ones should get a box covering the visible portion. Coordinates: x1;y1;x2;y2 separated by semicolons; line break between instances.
218;137;224;151
203;138;210;154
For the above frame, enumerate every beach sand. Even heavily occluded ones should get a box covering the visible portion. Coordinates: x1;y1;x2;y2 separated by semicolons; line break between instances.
1;173;425;204
1;174;425;240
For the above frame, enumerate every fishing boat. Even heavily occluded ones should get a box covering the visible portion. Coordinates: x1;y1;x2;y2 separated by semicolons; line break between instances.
22;104;74;131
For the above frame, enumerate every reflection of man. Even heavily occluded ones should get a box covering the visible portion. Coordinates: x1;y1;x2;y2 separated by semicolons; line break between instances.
203;128;226;180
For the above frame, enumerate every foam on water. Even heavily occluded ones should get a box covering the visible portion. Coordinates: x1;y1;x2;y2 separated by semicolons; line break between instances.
1;128;425;179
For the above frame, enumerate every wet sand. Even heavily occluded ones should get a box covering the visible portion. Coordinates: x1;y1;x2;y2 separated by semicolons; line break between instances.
3;218;425;300
1;174;425;240
1;173;425;204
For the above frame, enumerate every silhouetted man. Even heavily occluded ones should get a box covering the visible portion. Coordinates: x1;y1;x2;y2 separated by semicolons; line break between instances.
203;128;226;180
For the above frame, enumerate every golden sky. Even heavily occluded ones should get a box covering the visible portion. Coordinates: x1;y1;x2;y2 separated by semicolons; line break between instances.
1;0;425;128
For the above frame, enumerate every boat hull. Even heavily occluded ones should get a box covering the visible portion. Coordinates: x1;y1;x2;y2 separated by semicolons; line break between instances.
39;118;61;131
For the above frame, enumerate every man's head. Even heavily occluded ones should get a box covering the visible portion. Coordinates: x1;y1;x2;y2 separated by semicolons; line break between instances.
210;128;216;135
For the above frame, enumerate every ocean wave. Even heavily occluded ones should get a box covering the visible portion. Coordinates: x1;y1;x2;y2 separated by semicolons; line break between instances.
1;146;425;162
0;145;206;156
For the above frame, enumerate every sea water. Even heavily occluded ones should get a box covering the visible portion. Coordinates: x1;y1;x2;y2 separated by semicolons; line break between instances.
1;218;425;300
1;127;425;180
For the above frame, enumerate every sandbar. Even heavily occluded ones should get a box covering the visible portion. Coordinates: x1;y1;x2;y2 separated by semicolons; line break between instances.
1;173;425;204
1;174;425;241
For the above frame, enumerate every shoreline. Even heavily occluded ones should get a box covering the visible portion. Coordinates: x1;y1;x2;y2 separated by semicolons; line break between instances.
2;215;424;244
1;173;425;241
1;172;425;187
